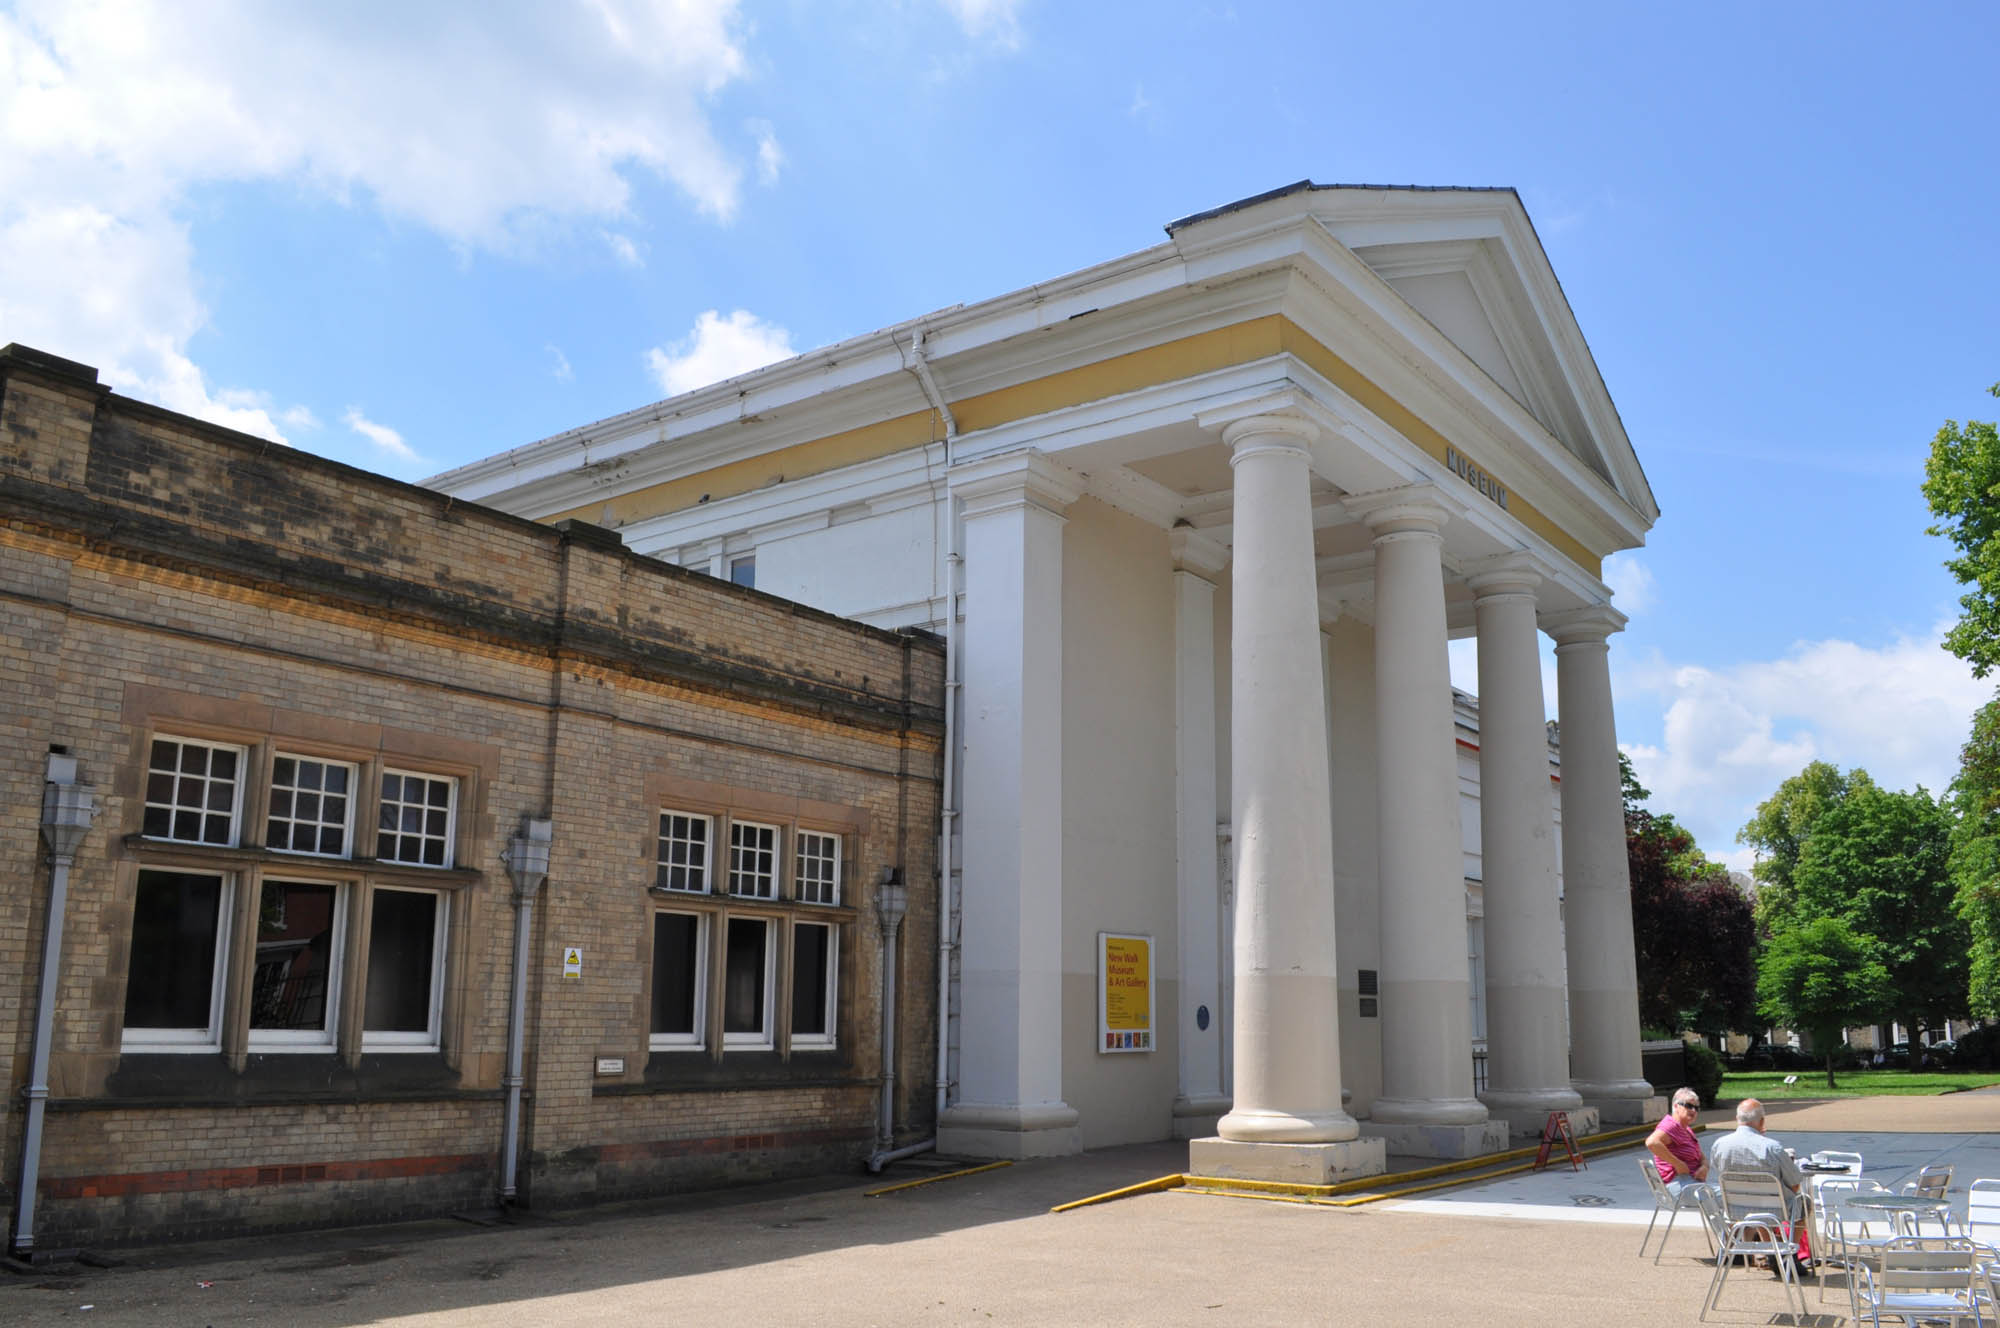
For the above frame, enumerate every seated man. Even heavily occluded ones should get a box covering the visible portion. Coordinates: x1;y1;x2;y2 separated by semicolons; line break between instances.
1645;1089;1708;1194
1709;1097;1808;1271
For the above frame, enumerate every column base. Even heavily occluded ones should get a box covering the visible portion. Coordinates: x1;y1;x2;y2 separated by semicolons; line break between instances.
1187;1135;1386;1186
937;1102;1082;1159
1575;1077;1656;1126
1368;1095;1489;1127
1172;1094;1231;1141
1478;1092;1597;1142
1359;1118;1511;1160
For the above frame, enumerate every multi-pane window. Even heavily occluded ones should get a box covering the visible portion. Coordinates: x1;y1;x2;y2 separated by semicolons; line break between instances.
378;770;456;867
649;911;708;1050
142;738;244;845
249;880;345;1048
364;888;447;1049
791;922;837;1048
795;831;842;905
122;869;232;1049
728;820;778;898
722;916;774;1048
266;754;356;856
656;813;712;892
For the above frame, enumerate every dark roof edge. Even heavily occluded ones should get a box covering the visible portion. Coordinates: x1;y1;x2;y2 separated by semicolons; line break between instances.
1165;181;1518;235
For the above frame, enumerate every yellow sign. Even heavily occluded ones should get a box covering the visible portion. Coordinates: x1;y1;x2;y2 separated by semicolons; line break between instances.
562;946;583;978
1098;932;1153;1053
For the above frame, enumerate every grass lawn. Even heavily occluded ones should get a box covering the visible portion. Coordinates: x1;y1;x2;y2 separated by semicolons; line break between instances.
1718;1068;2000;1101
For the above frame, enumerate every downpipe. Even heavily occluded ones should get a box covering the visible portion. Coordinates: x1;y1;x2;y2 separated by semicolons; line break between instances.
498;818;552;1206
12;755;98;1258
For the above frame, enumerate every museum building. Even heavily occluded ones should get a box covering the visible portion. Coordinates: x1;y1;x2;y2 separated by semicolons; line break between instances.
433;182;1663;1184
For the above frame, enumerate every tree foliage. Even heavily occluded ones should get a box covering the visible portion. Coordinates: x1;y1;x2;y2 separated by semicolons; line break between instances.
1948;691;2000;1018
1922;384;2000;676
1789;783;1967;1045
1628;810;1756;1036
1737;761;1875;926
1756;915;1891;1088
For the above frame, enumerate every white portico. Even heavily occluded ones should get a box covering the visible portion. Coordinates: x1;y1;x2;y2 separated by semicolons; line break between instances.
430;182;1661;1182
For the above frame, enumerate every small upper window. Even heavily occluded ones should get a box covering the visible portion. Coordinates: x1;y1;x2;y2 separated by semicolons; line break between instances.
795;831;841;905
266;754;356;857
728;554;756;588
728;820;779;898
143;738;244;846
656;812;712;892
378;770;456;867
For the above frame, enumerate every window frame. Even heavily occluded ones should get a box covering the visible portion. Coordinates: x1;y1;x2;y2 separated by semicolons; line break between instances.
794;829;842;906
720;913;777;1051
727;818;780;899
246;877;349;1052
142;736;248;848
120;868;236;1053
789;918;839;1050
361;885;450;1052
265;752;359;859
655;810;714;894
376;767;459;868
647;908;710;1052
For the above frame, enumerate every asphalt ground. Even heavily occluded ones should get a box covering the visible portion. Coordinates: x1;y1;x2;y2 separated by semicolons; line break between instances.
4;1089;1994;1327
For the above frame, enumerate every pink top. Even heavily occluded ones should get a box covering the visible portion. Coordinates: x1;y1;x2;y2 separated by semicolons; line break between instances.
1653;1114;1702;1183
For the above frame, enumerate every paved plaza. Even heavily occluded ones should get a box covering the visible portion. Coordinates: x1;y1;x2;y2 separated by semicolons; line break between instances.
4;1091;1994;1327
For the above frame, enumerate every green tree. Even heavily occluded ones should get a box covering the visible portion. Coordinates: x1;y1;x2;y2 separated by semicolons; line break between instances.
1620;750;1650;811
1737;761;1875;926
1948;692;2000;1017
1757;915;1891;1088
1922;384;2000;675
1789;783;1968;1057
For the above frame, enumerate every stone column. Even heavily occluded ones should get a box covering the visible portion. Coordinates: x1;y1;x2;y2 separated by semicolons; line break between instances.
937;451;1082;1159
1346;489;1503;1159
1171;529;1230;1139
1548;607;1653;1124
1469;556;1588;1139
1191;413;1383;1186
1325;615;1383;1118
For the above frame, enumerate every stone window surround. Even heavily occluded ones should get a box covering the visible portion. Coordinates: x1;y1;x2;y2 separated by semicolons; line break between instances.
638;772;863;1069
108;686;498;1077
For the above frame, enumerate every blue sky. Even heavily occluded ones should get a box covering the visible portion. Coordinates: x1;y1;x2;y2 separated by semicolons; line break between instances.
4;1;1996;867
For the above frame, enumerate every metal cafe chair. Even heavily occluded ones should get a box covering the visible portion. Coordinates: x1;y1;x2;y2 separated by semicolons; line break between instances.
1702;1170;1807;1323
1638;1157;1712;1263
1850;1235;1987;1327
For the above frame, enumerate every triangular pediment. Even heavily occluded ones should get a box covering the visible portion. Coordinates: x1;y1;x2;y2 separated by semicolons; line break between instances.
1355;236;1616;488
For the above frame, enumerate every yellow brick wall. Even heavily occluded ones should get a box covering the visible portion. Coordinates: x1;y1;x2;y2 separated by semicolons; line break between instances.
0;349;943;1244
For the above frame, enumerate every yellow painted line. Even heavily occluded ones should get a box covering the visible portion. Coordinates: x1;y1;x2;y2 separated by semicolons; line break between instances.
1171;1121;1675;1209
1049;1173;1187;1213
862;1159;1010;1197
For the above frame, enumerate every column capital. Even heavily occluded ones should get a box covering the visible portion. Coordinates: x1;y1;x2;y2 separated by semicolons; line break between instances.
1343;483;1450;537
1222;412;1319;464
949;449;1084;521
1542;603;1628;646
1169;527;1230;580
1464;552;1545;602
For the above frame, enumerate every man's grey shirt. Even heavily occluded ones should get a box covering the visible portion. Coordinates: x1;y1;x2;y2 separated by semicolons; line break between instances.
1709;1124;1803;1195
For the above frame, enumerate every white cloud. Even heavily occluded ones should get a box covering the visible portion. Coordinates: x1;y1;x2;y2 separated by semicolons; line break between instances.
280;405;322;432
342;406;421;467
0;0;753;452
749;118;783;186
645;309;796;398
1601;552;1656;616
1619;624;1989;870
940;0;1024;49
546;343;575;384
601;229;645;267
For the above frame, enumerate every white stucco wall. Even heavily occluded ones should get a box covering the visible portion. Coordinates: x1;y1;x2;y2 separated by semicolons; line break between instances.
1056;498;1180;1148
754;500;941;625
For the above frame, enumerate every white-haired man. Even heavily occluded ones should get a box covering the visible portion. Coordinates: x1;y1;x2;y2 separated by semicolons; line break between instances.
1709;1097;1809;1272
